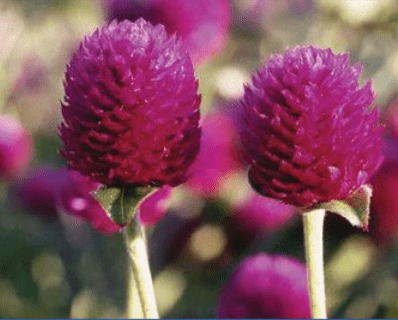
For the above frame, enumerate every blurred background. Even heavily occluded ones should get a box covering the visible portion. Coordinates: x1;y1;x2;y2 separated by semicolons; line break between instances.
2;0;398;318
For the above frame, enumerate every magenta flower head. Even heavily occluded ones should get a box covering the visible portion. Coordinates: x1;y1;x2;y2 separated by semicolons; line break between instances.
105;0;231;65
60;19;201;188
216;253;310;318
0;115;33;180
240;45;384;207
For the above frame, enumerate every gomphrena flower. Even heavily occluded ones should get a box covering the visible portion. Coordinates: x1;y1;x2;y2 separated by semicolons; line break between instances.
216;253;310;318
105;0;231;65
60;19;201;188
240;45;384;207
0;115;32;180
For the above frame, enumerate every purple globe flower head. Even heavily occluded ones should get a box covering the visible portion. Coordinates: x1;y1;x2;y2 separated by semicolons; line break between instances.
60;19;201;188
185;111;243;198
105;0;231;65
0;115;33;180
137;185;172;226
240;45;384;207
232;187;297;234
54;169;123;235
217;253;310;318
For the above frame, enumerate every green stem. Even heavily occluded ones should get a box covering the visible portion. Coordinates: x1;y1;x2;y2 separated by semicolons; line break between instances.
303;208;327;319
125;220;159;319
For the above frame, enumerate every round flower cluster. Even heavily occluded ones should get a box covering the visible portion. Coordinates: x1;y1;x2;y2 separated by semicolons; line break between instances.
60;19;201;188
240;46;384;207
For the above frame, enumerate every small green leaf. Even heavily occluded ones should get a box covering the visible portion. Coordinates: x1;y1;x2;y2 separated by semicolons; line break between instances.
94;187;121;213
314;184;372;230
94;187;124;224
94;186;157;225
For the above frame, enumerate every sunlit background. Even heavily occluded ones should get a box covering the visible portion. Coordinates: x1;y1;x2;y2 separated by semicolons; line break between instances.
2;0;398;318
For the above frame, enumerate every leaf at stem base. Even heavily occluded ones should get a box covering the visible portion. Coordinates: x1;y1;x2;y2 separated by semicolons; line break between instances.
313;184;372;231
94;186;157;226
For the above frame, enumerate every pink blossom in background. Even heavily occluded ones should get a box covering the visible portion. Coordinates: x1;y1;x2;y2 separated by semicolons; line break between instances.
185;112;243;199
232;0;288;33
231;188;297;234
381;92;398;140
13;167;123;234
0;115;33;180
138;185;172;226
8;56;48;101
232;0;314;33
217;253;310;318
105;0;231;65
383;135;398;163
12;166;59;222
370;159;398;245
54;170;124;235
288;0;315;17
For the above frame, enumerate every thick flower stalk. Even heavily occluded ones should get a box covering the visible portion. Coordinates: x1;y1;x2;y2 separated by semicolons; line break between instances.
217;254;311;319
240;45;384;208
60;18;201;188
